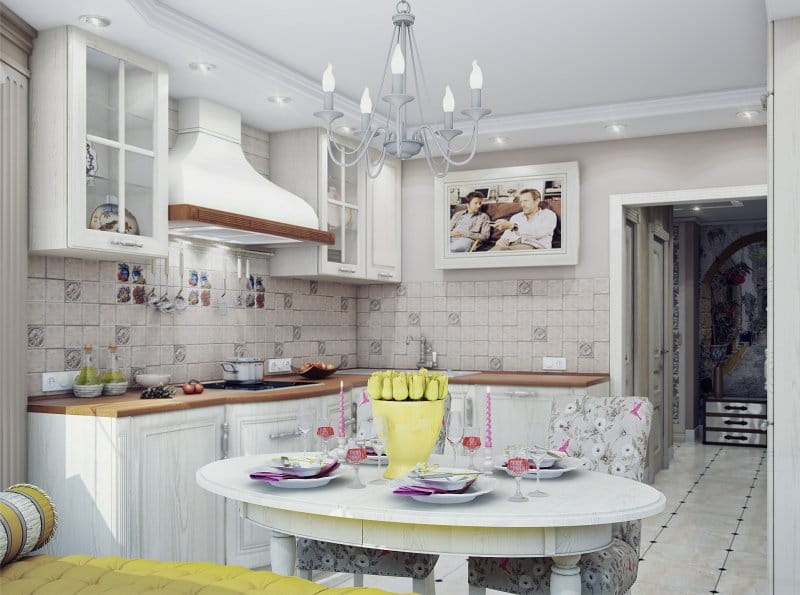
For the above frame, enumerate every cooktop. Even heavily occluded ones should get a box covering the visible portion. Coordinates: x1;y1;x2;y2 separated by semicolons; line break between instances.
203;380;318;391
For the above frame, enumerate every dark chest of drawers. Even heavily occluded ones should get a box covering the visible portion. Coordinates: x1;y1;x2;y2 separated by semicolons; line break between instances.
703;398;767;447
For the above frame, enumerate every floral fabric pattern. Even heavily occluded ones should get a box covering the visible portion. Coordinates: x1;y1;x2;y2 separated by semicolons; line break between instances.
296;538;437;579
467;396;653;594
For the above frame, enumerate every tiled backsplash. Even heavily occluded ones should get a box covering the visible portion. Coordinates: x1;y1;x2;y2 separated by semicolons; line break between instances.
356;278;609;373
26;245;357;396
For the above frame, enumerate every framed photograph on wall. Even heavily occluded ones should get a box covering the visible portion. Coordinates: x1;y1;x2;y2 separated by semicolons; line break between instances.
433;162;580;269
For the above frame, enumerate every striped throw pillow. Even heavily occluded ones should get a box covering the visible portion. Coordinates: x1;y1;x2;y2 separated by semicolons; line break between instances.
0;484;58;566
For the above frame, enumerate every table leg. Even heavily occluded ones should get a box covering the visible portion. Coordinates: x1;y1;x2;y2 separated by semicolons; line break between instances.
270;530;296;576
550;554;581;594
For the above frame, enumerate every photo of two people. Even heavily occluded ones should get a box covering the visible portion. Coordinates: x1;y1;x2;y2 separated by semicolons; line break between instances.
447;179;562;253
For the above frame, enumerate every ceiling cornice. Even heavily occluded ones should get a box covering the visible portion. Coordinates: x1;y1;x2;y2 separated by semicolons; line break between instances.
127;0;766;140
128;0;360;117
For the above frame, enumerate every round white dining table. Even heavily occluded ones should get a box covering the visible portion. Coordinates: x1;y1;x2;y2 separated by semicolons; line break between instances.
197;454;665;595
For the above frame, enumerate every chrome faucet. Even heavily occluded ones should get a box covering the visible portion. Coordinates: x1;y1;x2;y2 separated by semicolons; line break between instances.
406;335;436;369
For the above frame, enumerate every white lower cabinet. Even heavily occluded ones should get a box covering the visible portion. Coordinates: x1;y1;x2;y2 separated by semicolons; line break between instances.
447;382;610;450
28;393;353;568
28;406;226;563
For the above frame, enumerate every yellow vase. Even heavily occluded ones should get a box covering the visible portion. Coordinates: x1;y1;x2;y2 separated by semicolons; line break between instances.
371;399;445;479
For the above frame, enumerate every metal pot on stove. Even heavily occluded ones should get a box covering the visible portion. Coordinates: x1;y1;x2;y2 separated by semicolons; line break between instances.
220;356;265;384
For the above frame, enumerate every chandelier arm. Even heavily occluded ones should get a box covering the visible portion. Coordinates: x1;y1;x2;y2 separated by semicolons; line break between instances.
365;145;389;179
418;129;451;178
325;129;377;168
368;25;400;133
407;26;430;129
417;123;480;167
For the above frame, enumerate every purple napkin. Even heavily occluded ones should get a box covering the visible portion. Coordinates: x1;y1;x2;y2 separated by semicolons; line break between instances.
393;479;476;497
250;460;340;482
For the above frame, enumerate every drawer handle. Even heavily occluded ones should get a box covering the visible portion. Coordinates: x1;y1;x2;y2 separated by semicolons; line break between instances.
723;405;748;411
110;239;144;248
723;420;748;425
378;272;394;278
269;429;302;440
338;266;356;273
723;434;748;441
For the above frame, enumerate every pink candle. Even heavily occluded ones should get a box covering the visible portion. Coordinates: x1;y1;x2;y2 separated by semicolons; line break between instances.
338;381;346;438
485;385;493;448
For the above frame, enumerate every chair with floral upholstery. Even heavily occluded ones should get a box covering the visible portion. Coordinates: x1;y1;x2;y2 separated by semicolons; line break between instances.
295;399;453;595
467;395;653;595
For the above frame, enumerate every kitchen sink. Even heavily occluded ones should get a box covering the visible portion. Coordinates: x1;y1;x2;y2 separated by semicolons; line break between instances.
337;368;480;378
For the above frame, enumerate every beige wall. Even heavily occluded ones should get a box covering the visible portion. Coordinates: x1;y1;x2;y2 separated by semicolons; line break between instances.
401;127;767;281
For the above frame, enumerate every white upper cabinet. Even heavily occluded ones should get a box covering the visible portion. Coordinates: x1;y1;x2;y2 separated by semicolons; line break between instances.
29;26;169;258
269;128;402;283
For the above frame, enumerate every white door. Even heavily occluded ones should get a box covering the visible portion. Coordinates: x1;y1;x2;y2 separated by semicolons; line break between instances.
648;230;669;475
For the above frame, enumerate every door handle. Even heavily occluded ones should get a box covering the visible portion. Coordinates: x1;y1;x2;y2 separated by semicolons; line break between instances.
723;420;748;426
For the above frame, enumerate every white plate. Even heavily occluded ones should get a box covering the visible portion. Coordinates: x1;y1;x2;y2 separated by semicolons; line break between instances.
409;476;496;504
495;456;582;479
409;467;481;491
362;454;388;465
263;453;334;477
264;468;344;489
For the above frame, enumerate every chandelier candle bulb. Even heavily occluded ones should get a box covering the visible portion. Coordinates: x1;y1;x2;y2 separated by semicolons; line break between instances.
485;385;493;448
469;60;483;107
322;64;335;109
360;88;372;130
443;85;455;129
390;44;405;93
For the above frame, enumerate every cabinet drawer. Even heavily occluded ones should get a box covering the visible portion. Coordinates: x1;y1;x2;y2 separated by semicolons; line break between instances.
705;401;766;416
704;429;767;447
705;416;767;431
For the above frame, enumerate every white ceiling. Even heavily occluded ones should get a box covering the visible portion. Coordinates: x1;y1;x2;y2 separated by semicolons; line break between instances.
8;0;777;151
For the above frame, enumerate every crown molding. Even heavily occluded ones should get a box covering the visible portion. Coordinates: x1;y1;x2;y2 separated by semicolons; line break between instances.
474;87;767;136
128;0;765;140
0;1;37;76
128;0;361;117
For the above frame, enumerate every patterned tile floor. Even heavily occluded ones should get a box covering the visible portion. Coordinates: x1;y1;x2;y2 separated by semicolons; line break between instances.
308;441;768;594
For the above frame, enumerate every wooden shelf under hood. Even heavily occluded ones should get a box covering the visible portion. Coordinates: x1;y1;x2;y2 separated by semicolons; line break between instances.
169;204;334;246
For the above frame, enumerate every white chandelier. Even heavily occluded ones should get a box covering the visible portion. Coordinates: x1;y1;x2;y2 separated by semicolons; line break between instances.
314;0;491;179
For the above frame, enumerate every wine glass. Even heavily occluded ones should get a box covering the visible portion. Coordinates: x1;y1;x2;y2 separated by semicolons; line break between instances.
527;448;550;498
346;443;367;489
446;411;465;467
461;428;481;470
316;421;335;458
296;407;317;459
506;449;529;502
369;416;388;484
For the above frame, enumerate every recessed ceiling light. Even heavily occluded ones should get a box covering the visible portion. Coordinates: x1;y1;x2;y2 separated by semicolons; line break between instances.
730;200;744;207
736;110;760;121
336;125;355;134
491;136;510;145
605;123;626;135
267;95;292;104
189;62;216;73
692;206;702;211
78;15;111;28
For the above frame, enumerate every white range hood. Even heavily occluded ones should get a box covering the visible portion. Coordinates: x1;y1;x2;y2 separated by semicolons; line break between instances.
168;98;333;247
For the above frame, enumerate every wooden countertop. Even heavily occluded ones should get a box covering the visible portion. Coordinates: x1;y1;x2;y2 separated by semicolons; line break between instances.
27;371;608;417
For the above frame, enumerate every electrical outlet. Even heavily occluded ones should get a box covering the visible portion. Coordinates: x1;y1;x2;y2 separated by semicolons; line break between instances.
42;371;79;392
267;358;292;374
542;357;567;371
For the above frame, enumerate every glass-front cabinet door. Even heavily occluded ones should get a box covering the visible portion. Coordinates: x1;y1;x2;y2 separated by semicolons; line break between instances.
30;27;167;257
69;29;168;257
319;141;365;277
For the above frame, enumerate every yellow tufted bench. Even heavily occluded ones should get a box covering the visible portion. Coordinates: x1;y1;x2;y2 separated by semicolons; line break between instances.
0;554;415;594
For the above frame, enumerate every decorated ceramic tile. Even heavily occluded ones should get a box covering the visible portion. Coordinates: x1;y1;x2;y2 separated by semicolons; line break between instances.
292;326;302;340
255;293;265;308
117;263;130;282
199;271;211;289
273;342;284;357
283;294;292;309
245;292;255;308
317;341;326;355
408;312;420;326
448;312;461;326
132;285;146;305
117;285;131;303
173;345;186;364
64;348;82;370
489;356;503;371
579;341;594;357
187;290;199;306
309;280;318;294
340;297;349;312
369;298;381;311
64;280;82;302
200;289;211;306
27;326;45;348
131;265;146;284
115;326;131;346
396;283;407;296
369;340;382;355
533;326;548;341
188;270;198;286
